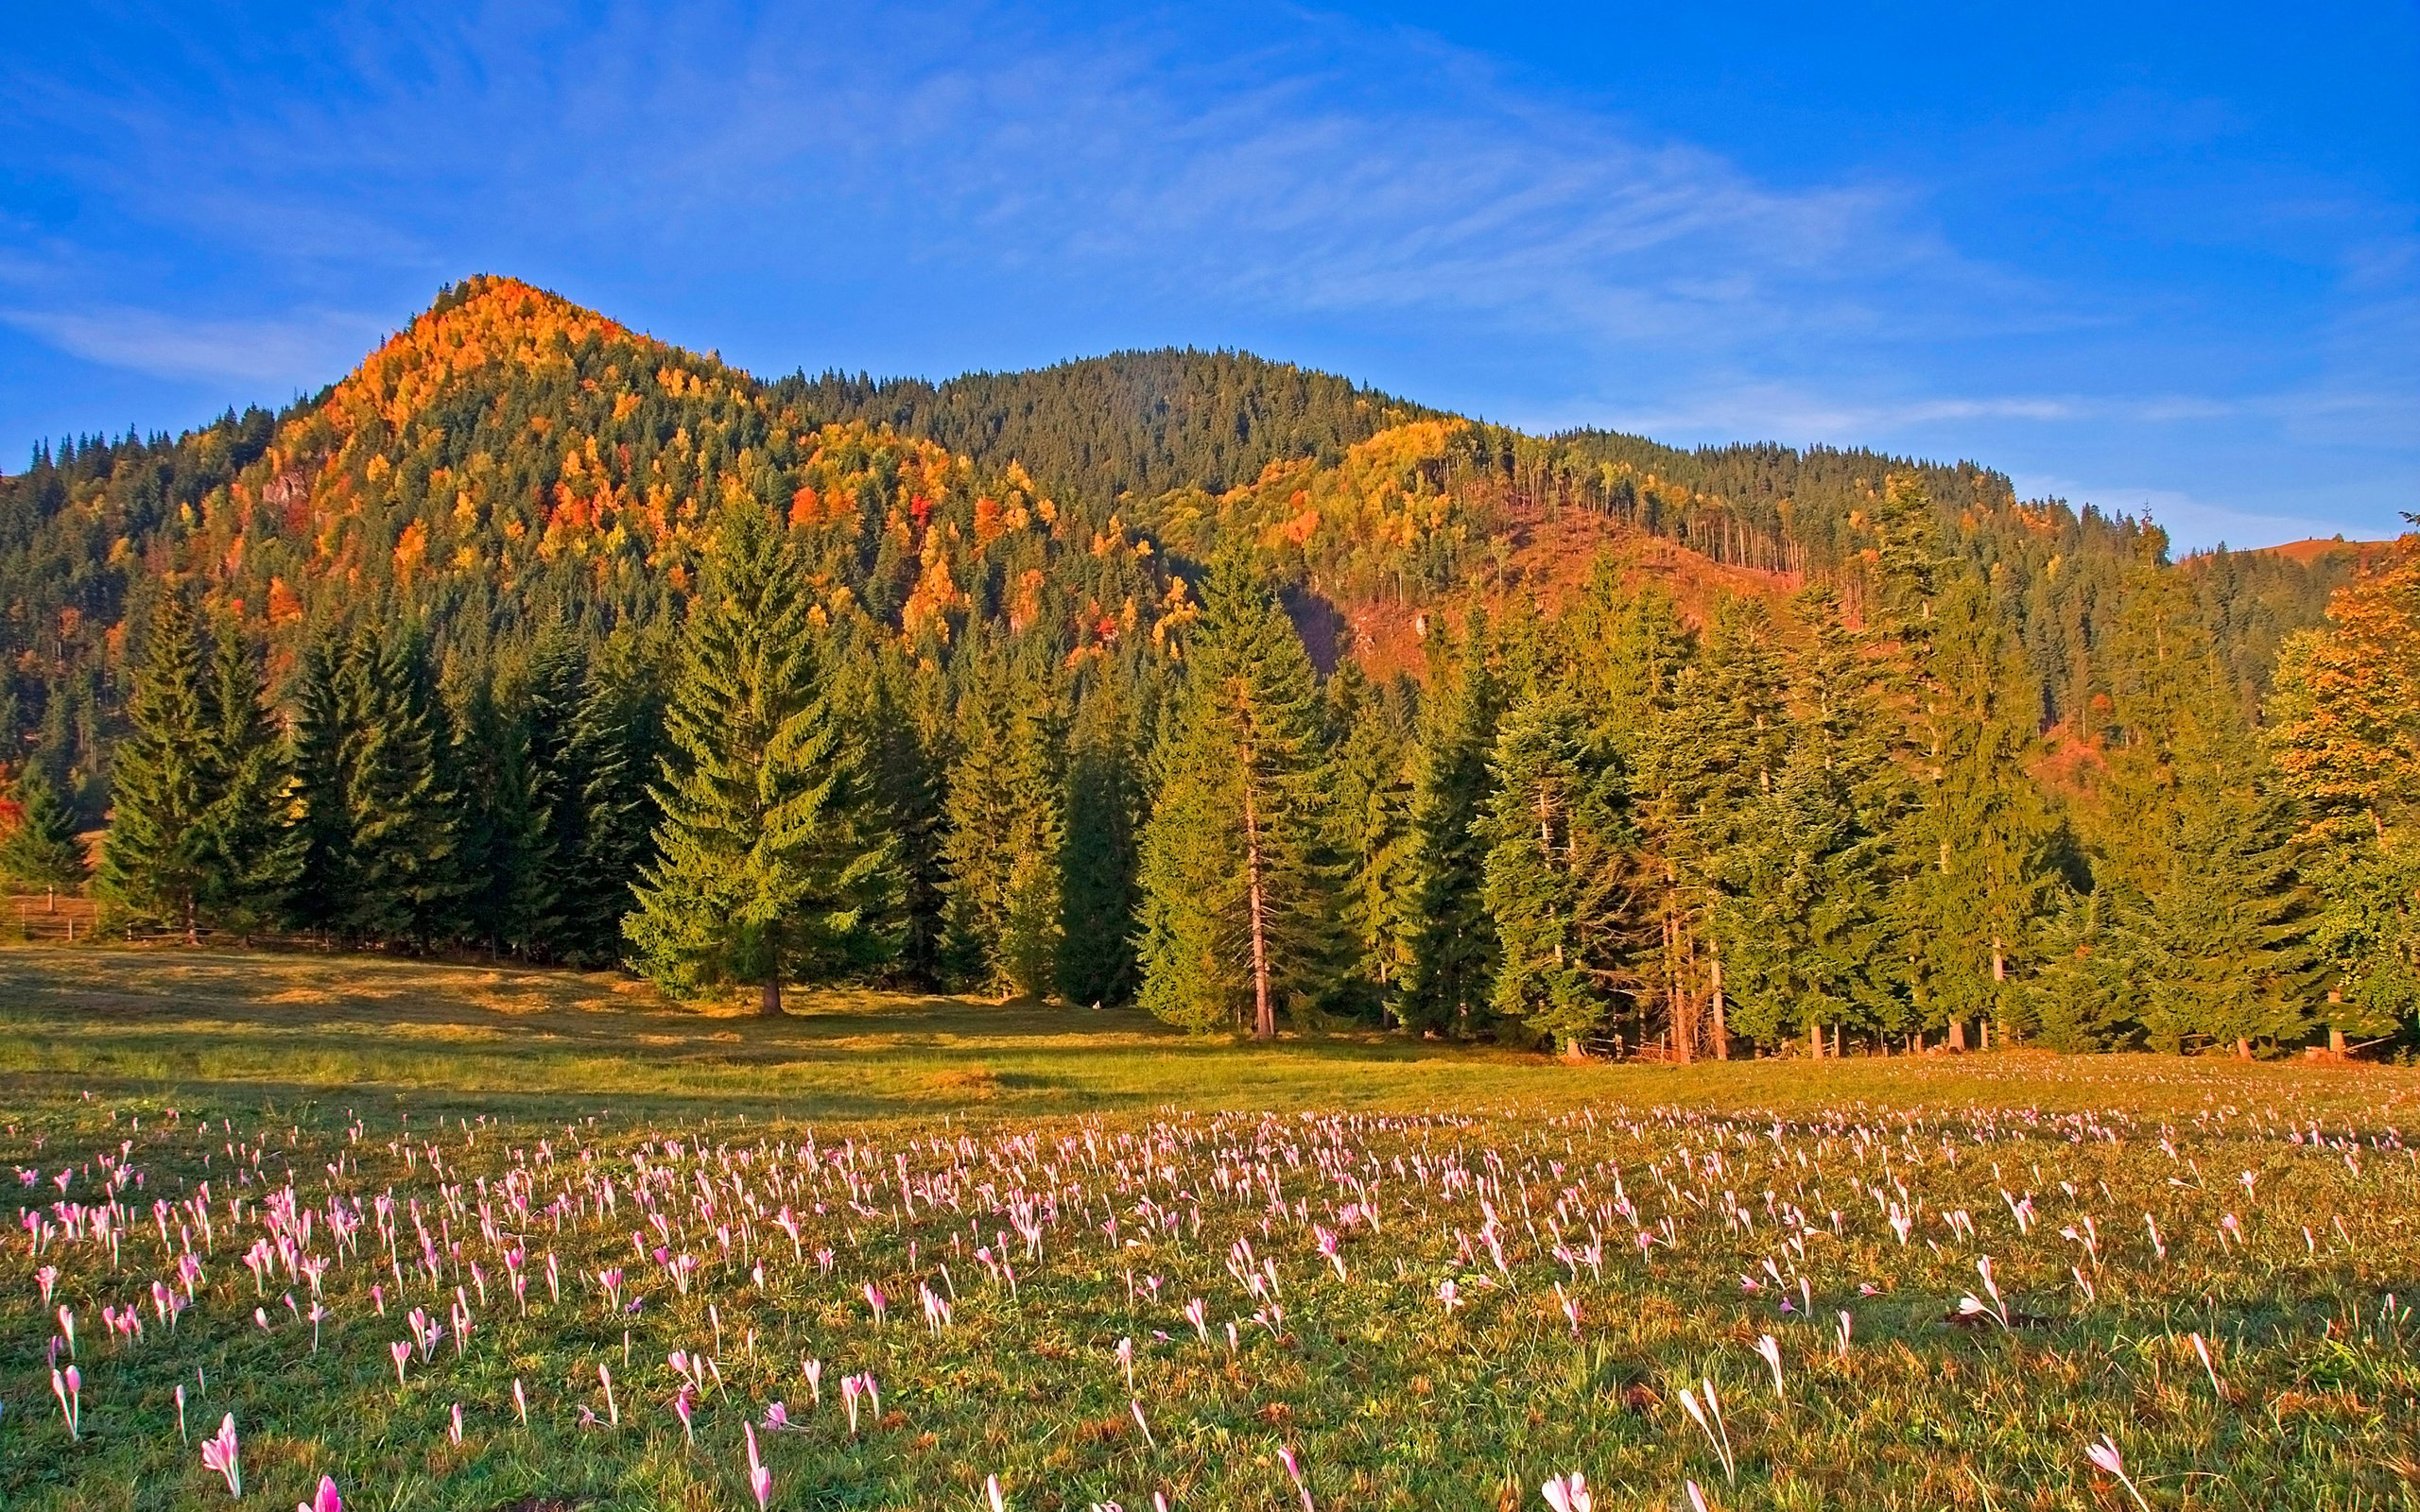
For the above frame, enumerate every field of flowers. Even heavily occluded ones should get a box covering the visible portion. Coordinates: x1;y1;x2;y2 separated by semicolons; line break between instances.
2;950;2418;1510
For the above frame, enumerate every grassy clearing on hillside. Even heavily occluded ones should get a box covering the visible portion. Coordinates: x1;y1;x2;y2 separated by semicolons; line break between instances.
3;947;2418;1511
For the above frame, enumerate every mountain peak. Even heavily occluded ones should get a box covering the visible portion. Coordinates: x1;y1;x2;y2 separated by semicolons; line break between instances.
322;276;665;437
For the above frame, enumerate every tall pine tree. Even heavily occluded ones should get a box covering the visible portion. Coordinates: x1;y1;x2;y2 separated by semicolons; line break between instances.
98;590;215;940
626;503;900;1011
1479;689;1646;1055
0;766;87;891
1135;551;1332;1037
1397;613;1503;1035
1058;662;1150;1006
194;614;300;939
942;648;1065;999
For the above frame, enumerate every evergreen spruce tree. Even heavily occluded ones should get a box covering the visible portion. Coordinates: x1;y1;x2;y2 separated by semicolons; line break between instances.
1907;576;2054;1046
942;652;1065;999
626;503;901;1012
1135;550;1332;1038
2026;887;2134;1051
2126;786;2315;1055
193;615;300;939
1058;666;1148;1007
285;627;352;937
1397;613;1504;1035
1478;690;1646;1055
97;590;215;939
1561;578;1694;1052
510;632;586;956
1633;597;1786;1057
336;625;462;949
559;629;668;966
445;669;523;954
0;765;87;890
1324;665;1418;1019
861;645;952;986
2094;569;2316;1054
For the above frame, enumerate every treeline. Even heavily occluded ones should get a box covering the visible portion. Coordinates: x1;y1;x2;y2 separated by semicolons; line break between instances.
82;588;667;962
72;476;2414;1061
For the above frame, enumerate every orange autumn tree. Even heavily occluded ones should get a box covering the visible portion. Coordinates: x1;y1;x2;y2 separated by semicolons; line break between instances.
2266;523;2420;1043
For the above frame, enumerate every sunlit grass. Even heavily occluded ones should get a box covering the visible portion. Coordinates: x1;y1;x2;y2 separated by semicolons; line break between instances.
3;945;2417;1510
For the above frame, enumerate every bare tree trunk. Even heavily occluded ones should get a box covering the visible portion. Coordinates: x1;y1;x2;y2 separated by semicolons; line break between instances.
1243;765;1274;1042
1949;1019;1967;1052
1710;951;1730;1060
1808;1022;1823;1060
761;973;783;1017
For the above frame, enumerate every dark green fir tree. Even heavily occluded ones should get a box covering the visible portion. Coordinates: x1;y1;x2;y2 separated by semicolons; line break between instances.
625;503;900;1012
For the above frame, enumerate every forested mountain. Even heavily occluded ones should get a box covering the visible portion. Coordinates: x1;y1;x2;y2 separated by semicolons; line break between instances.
5;275;2411;1059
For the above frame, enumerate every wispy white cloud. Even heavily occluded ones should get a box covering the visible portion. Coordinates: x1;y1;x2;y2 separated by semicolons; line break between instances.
5;2;2029;355
0;305;386;387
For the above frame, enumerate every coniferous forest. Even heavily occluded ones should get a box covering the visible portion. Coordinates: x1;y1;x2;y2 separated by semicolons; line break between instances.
5;275;2413;1058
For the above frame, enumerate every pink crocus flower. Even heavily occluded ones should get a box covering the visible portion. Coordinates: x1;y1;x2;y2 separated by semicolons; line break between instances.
200;1413;242;1498
745;1423;772;1508
297;1474;342;1512
2086;1435;2153;1512
1752;1334;1785;1399
1277;1444;1314;1512
51;1365;80;1439
1541;1472;1592;1512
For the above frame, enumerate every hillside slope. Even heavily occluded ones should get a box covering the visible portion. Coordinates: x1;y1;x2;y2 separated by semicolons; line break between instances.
0;275;2366;805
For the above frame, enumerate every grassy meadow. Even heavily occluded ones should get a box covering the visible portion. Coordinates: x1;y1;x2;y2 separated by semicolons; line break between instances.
3;945;2417;1511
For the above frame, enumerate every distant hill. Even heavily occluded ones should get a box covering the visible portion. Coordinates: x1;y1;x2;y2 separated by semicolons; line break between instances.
0;274;2365;808
2252;536;2396;567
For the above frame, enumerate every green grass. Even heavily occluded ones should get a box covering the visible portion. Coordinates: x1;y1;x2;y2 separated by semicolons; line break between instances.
4;945;2419;1511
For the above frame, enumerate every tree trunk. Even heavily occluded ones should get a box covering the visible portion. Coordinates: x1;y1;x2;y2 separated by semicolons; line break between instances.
1948;1019;1967;1052
2236;1037;2252;1060
761;964;783;1017
2328;1026;2348;1056
1809;1022;1824;1060
1709;951;1730;1061
1241;763;1275;1042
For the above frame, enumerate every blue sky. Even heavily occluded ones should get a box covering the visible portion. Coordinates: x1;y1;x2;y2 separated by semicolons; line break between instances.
3;2;2412;549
